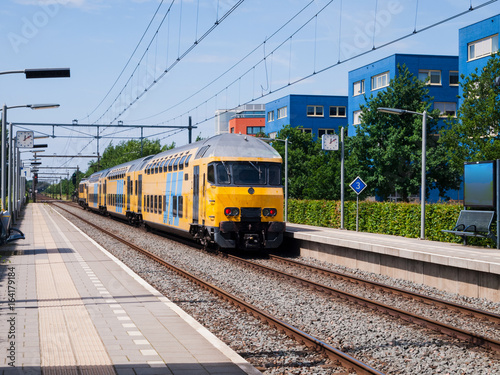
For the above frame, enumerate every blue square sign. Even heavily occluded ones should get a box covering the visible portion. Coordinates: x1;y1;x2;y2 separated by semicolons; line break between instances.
349;176;367;195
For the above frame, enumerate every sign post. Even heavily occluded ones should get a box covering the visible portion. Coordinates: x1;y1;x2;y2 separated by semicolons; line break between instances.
349;176;367;232
322;131;345;228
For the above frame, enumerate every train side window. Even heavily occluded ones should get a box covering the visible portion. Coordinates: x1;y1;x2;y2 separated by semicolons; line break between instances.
269;164;281;186
135;180;138;195
163;196;166;212
155;162;159;174
146;196;150;212
172;196;177;217
159;160;167;173
179;155;186;170
184;154;191;167
154;195;158;214
207;164;215;184
158;195;162;212
184;173;188;181
216;163;230;184
178;196;183;218
173;157;181;171
168;158;174;172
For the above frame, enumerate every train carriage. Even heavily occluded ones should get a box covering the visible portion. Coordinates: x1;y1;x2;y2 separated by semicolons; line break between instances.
79;134;285;250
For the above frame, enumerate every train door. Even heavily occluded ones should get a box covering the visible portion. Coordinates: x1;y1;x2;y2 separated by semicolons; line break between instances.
193;166;199;224
127;176;131;211
138;174;143;213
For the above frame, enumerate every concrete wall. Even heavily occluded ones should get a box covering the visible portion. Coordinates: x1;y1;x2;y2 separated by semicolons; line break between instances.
284;236;500;301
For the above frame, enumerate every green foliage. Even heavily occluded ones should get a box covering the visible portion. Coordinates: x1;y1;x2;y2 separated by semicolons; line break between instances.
347;64;460;201
86;139;173;175
271;125;341;200
288;199;495;247
440;53;500;171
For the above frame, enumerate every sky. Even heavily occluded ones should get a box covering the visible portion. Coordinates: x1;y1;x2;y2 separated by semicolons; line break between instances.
1;0;499;178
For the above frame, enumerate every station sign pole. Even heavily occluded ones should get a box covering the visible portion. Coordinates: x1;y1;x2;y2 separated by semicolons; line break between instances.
349;176;367;232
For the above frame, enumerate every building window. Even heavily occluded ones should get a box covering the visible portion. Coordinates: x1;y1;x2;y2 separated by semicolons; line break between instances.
300;128;312;134
419;70;441;85
468;34;499;61
329;106;346;117
246;126;265;135
267;111;274;122
277;106;287;119
449;71;459;86
371;72;389;91
318;129;335;137
307;105;324;117
434;102;457;117
353;110;362;125
353;80;365;96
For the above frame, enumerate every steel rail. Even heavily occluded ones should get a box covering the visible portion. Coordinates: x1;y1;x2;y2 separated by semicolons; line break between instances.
227;254;500;353
51;203;384;375
269;254;500;325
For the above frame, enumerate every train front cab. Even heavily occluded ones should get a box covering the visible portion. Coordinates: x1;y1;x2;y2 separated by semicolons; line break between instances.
78;178;89;209
192;158;285;250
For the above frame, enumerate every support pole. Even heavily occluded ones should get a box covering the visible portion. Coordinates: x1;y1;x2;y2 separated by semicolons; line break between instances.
421;111;427;240
497;159;499;249
341;127;345;229
1;104;6;211
188;116;193;144
285;137;288;223
8;122;13;220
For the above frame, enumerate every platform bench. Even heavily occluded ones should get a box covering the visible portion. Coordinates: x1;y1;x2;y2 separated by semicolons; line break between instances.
441;210;496;245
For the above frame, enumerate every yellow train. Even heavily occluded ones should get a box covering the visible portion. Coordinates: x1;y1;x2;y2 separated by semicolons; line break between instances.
78;134;285;250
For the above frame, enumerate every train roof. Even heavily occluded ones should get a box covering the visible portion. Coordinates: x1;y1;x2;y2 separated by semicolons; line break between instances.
197;134;281;160
151;134;281;161
85;134;281;178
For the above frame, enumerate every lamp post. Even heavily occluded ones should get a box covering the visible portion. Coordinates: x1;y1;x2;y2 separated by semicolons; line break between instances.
0;67;69;211
1;104;60;211
377;107;431;240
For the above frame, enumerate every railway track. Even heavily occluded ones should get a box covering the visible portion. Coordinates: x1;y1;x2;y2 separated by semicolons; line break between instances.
227;254;500;353
51;202;384;375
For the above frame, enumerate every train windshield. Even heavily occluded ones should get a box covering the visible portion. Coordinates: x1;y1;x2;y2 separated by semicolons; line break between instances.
208;162;281;186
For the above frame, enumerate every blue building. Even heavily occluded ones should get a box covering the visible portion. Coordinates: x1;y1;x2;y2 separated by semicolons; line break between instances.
458;14;499;106
348;54;459;137
265;94;348;139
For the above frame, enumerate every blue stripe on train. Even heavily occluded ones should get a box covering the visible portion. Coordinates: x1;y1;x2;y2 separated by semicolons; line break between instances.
117;180;124;213
164;172;183;226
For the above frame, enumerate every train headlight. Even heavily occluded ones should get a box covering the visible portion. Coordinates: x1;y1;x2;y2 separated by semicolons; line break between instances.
224;207;239;217
262;208;277;217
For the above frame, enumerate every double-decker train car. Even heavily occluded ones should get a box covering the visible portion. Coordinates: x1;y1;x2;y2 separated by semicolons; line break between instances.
78;134;285;250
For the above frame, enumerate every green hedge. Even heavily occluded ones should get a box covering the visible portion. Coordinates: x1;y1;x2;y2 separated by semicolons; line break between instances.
287;200;496;247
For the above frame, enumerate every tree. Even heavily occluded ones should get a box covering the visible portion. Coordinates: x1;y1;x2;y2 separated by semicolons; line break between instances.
440;53;500;170
86;139;174;175
272;126;341;200
346;64;460;202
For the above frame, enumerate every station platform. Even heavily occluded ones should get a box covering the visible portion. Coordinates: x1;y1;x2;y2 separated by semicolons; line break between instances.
0;203;260;375
285;223;500;302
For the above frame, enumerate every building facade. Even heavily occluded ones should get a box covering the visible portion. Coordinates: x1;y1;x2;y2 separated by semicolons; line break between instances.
265;94;348;139
348;54;459;136
458;14;499;106
215;104;265;134
228;116;265;135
